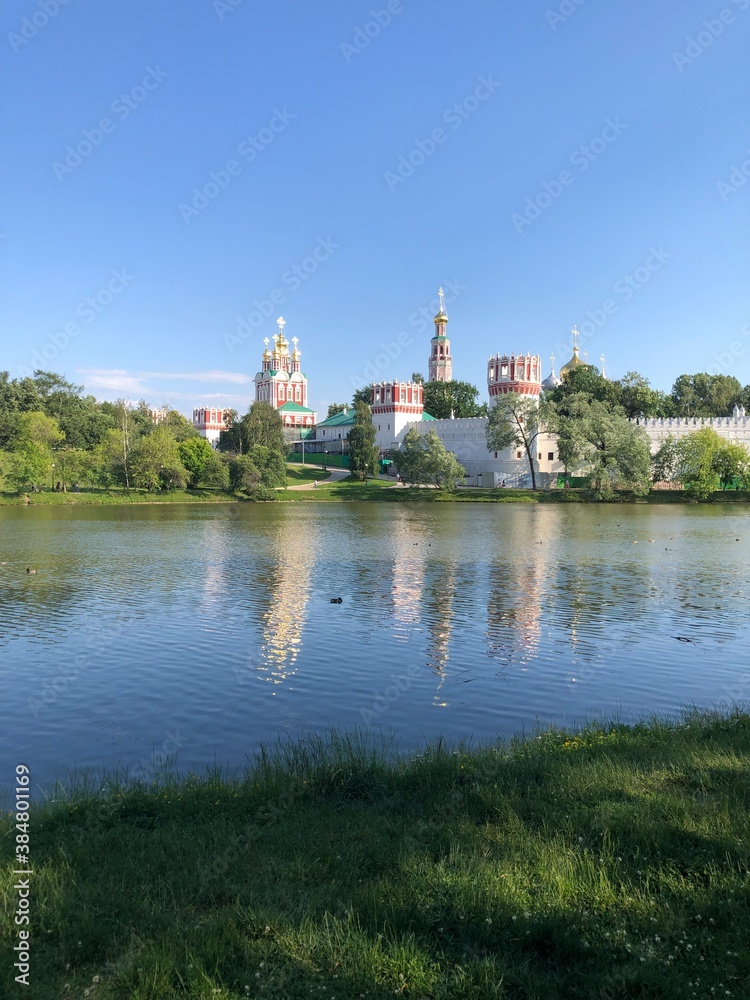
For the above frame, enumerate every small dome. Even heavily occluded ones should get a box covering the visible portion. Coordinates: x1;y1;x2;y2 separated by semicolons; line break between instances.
434;309;448;325
542;371;561;391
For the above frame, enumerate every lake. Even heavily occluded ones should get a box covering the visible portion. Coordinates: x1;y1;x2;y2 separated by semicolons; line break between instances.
1;501;749;795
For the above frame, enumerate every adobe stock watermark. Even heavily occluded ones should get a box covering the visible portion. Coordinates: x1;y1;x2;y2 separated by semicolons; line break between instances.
672;0;749;72
179;107;296;223
554;246;673;358
384;75;500;192
129;728;188;783
511;117;628;234
706;322;750;376
359;663;422;728
222;237;339;352
546;0;590;31
52;67;169;181
350;279;467;390
19;269;134;377
340;1;405;62
716;147;750;201
213;0;246;20
7;0;72;53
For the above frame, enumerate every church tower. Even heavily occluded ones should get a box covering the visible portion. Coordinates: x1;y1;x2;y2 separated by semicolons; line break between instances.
428;287;453;383
254;317;316;429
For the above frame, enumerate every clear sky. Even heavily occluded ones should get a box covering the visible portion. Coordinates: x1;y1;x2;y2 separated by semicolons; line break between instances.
2;0;748;417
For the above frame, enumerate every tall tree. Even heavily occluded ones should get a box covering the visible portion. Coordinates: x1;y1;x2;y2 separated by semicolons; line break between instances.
236;402;287;454
393;428;465;490
130;427;188;491
547;364;619;407
423;380;483;419
485;393;554;489
177;437;217;487
411;372;425;384
555;395;652;496
671;373;743;417
351;385;373;407
615;371;673;418
347;401;379;481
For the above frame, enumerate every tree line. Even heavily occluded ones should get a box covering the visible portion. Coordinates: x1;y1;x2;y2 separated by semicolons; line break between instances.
487;365;750;499
0;371;289;498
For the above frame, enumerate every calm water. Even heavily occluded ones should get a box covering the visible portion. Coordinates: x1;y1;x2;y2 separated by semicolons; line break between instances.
1;502;749;795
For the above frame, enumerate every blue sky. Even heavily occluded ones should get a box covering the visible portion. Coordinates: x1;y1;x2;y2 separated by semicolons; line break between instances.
2;0;748;417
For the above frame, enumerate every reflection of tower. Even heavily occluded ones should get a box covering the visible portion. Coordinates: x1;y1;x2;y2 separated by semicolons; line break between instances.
428;288;453;382
254;519;316;686
486;515;545;668
422;561;458;707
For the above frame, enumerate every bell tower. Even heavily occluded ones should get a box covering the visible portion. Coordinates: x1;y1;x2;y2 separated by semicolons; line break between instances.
428;287;452;383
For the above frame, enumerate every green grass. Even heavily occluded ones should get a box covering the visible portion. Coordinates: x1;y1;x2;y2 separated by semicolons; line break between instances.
0;487;237;506
2;711;750;999
284;466;333;486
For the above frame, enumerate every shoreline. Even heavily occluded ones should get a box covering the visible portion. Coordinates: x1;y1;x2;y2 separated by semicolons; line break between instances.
2;486;750;507
2;709;749;998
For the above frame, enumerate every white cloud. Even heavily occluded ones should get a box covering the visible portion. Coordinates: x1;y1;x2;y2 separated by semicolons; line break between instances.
78;369;147;394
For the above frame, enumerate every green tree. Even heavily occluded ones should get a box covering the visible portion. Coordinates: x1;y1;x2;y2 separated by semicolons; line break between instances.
555;395;652;496
615;371;673;418
229;455;261;492
671;374;743;417
411;372;425;384
351;385;373;407
713;441;750;490
163;409;199;442
423;380;483;419
177;437;216;488
393;429;465;490
326;403;348;419
235;402;287;454
246;445;287;488
674;428;722;498
8;443;52;493
547;364;619;407
485;393;555;489
130;427;188;491
347;401;379;481
651;435;679;484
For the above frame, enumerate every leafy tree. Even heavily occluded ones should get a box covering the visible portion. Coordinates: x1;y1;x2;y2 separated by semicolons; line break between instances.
246;445;286;488
485;393;555;489
555;395;652;496
236;402;287;454
351;385;373;407
163;409;199;442
615;371;673;419
347;401;379;481
177;437;216;488
393;428;465;490
201;450;230;490
16;411;65;449
714;441;750;490
423;380;483;419
651;435;679;484
674;429;722;499
326;403;348;418
411;372;425;384
130;427;188;491
547;365;619;407
670;374;743;417
229;455;261;492
8;443;52;493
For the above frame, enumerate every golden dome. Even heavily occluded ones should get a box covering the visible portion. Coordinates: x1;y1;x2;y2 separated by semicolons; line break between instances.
559;344;583;377
434;310;448;325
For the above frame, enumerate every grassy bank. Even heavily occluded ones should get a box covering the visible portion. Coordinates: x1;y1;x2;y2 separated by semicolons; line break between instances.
2;711;750;999
0;487;237;506
3;483;749;507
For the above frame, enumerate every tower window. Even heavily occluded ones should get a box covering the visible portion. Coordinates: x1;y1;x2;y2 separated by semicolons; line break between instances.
516;451;522;459
548;452;554;461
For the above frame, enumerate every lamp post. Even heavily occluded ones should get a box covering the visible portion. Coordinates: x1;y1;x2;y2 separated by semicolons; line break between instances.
50;463;55;491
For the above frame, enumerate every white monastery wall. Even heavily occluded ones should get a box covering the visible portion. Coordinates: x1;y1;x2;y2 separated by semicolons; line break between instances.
632;414;750;452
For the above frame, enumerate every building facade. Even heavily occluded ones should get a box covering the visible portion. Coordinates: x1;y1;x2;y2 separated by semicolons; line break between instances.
192;406;228;446
254;316;317;428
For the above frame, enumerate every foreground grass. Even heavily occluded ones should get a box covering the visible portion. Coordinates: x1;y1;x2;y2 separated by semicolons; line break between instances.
2;712;750;999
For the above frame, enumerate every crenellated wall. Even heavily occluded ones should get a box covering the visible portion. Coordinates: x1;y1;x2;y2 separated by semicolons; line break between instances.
631;414;750;452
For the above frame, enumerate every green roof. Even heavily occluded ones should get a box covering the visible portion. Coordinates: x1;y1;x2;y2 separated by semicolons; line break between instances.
422;412;436;421
316;408;356;428
278;402;315;414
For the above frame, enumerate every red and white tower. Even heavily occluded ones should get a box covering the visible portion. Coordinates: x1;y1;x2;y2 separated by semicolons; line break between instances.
254;317;316;428
371;379;425;450
428;287;453;383
487;353;542;406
